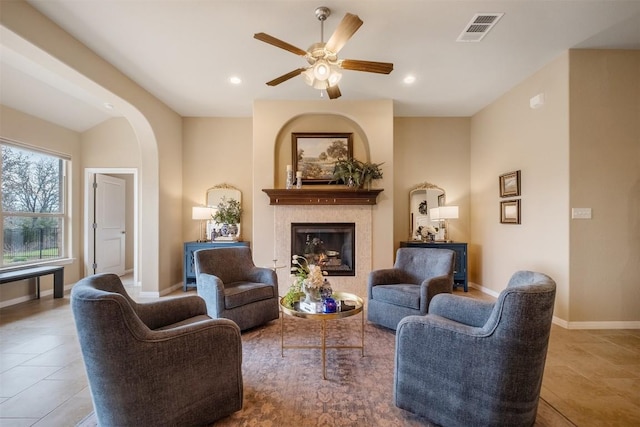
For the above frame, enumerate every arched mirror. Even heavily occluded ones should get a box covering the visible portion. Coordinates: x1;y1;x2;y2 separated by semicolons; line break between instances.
409;182;445;240
206;183;242;241
207;183;241;208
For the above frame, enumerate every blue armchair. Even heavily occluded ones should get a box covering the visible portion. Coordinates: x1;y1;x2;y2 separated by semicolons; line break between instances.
195;246;279;331
71;273;242;427
394;270;556;426
367;247;455;330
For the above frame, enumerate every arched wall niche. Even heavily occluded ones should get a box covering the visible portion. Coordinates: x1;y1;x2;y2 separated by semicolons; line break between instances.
273;113;371;187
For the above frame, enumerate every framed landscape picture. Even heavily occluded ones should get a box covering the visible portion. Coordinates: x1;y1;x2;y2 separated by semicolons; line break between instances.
499;170;521;197
500;199;521;224
292;132;353;184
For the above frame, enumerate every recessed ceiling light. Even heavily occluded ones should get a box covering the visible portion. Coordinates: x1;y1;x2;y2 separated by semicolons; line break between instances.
103;102;114;110
403;75;416;84
229;76;242;85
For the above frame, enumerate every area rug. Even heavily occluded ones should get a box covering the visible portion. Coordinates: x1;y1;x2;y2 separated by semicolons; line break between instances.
77;315;572;427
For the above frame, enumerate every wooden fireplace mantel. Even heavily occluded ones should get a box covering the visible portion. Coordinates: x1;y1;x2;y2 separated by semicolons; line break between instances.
262;188;383;206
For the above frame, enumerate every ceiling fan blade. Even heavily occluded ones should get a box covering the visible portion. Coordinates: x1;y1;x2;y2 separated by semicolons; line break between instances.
254;33;308;56
327;85;342;99
266;68;307;86
325;13;363;54
340;59;394;74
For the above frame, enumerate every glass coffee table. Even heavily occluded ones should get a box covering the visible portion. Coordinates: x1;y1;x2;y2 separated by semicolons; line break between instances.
279;291;364;380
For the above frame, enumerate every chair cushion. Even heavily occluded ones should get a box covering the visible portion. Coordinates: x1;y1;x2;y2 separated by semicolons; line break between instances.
372;284;421;310
224;281;275;309
154;314;212;331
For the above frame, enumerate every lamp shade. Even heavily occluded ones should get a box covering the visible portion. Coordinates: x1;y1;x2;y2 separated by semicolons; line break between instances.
192;206;212;220
439;206;459;219
430;206;459;220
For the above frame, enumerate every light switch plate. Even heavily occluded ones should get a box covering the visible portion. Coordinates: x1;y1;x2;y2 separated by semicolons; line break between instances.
571;208;592;219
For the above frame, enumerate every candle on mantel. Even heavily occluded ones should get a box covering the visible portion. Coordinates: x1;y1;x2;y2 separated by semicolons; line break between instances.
296;171;302;189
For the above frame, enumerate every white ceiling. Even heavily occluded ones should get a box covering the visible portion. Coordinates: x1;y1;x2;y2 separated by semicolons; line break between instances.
2;1;640;132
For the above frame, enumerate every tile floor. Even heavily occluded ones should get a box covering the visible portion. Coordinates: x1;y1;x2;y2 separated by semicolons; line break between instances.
0;277;638;426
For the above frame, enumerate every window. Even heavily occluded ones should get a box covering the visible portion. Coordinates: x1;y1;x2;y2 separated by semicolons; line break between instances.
1;142;67;267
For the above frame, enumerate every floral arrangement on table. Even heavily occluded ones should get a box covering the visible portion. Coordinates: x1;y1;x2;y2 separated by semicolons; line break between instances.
416;224;438;241
282;255;328;308
212;197;242;225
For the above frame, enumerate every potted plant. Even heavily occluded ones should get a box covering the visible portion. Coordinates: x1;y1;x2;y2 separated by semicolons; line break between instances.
332;158;383;189
360;161;384;189
212;197;242;239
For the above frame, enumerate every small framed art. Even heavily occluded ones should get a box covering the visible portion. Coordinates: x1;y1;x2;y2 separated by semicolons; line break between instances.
500;199;521;224
499;170;521;198
292;132;353;185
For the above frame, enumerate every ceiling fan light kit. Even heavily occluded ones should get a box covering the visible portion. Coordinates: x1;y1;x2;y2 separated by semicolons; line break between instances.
254;6;393;99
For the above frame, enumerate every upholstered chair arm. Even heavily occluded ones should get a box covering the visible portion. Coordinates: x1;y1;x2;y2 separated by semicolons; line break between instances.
429;293;495;327
246;266;278;287
196;273;226;316
419;274;453;312
369;268;412;286
111;318;242;425
135;295;208;330
395;313;492;408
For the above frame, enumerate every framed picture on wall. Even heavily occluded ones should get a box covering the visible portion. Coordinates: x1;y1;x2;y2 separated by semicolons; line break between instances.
500;199;521;224
499;170;521;197
292;132;353;184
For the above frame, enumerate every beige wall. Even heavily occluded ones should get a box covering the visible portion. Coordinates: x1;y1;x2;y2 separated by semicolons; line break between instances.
81;118;139;275
393;117;471;250
2;1;183;294
470;53;571;319
0;106;82;303
568;50;640;323
182;118;253;243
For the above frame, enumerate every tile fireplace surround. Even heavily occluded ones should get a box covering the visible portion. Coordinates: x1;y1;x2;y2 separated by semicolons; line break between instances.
273;205;373;299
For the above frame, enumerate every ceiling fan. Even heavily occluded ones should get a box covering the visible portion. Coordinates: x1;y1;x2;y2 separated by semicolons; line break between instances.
254;6;393;99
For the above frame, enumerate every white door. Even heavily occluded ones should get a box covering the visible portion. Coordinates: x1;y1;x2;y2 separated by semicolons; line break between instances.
93;174;126;275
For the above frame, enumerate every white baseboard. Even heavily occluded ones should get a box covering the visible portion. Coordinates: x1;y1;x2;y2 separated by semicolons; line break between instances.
468;282;499;298
0;284;73;308
138;281;183;299
554;317;640;330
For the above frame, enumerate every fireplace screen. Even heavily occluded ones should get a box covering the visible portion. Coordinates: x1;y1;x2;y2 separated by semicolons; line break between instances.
291;223;355;276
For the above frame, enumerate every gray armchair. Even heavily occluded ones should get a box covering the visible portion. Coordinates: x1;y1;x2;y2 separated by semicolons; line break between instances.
367;247;455;330
70;273;242;427
394;270;556;427
195;246;279;331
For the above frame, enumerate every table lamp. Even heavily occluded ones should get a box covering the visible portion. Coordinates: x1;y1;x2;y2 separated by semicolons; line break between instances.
430;206;459;242
192;206;212;242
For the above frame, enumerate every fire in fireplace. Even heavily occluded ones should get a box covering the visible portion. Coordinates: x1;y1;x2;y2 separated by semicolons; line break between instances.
291;223;355;276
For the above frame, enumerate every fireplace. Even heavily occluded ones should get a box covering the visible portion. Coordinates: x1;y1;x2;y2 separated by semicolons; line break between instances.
291;223;355;276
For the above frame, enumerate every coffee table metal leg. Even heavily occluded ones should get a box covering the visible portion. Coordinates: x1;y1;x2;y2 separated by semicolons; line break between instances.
361;310;365;357
280;309;284;357
321;319;327;380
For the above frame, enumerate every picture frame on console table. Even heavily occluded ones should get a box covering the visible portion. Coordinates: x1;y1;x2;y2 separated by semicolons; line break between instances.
500;199;521;224
292;132;353;185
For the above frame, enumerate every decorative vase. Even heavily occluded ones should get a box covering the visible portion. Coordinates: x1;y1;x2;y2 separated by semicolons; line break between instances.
322;297;337;313
303;285;320;303
320;279;332;299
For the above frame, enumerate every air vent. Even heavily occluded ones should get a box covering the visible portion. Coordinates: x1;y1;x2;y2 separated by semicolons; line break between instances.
457;13;504;42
